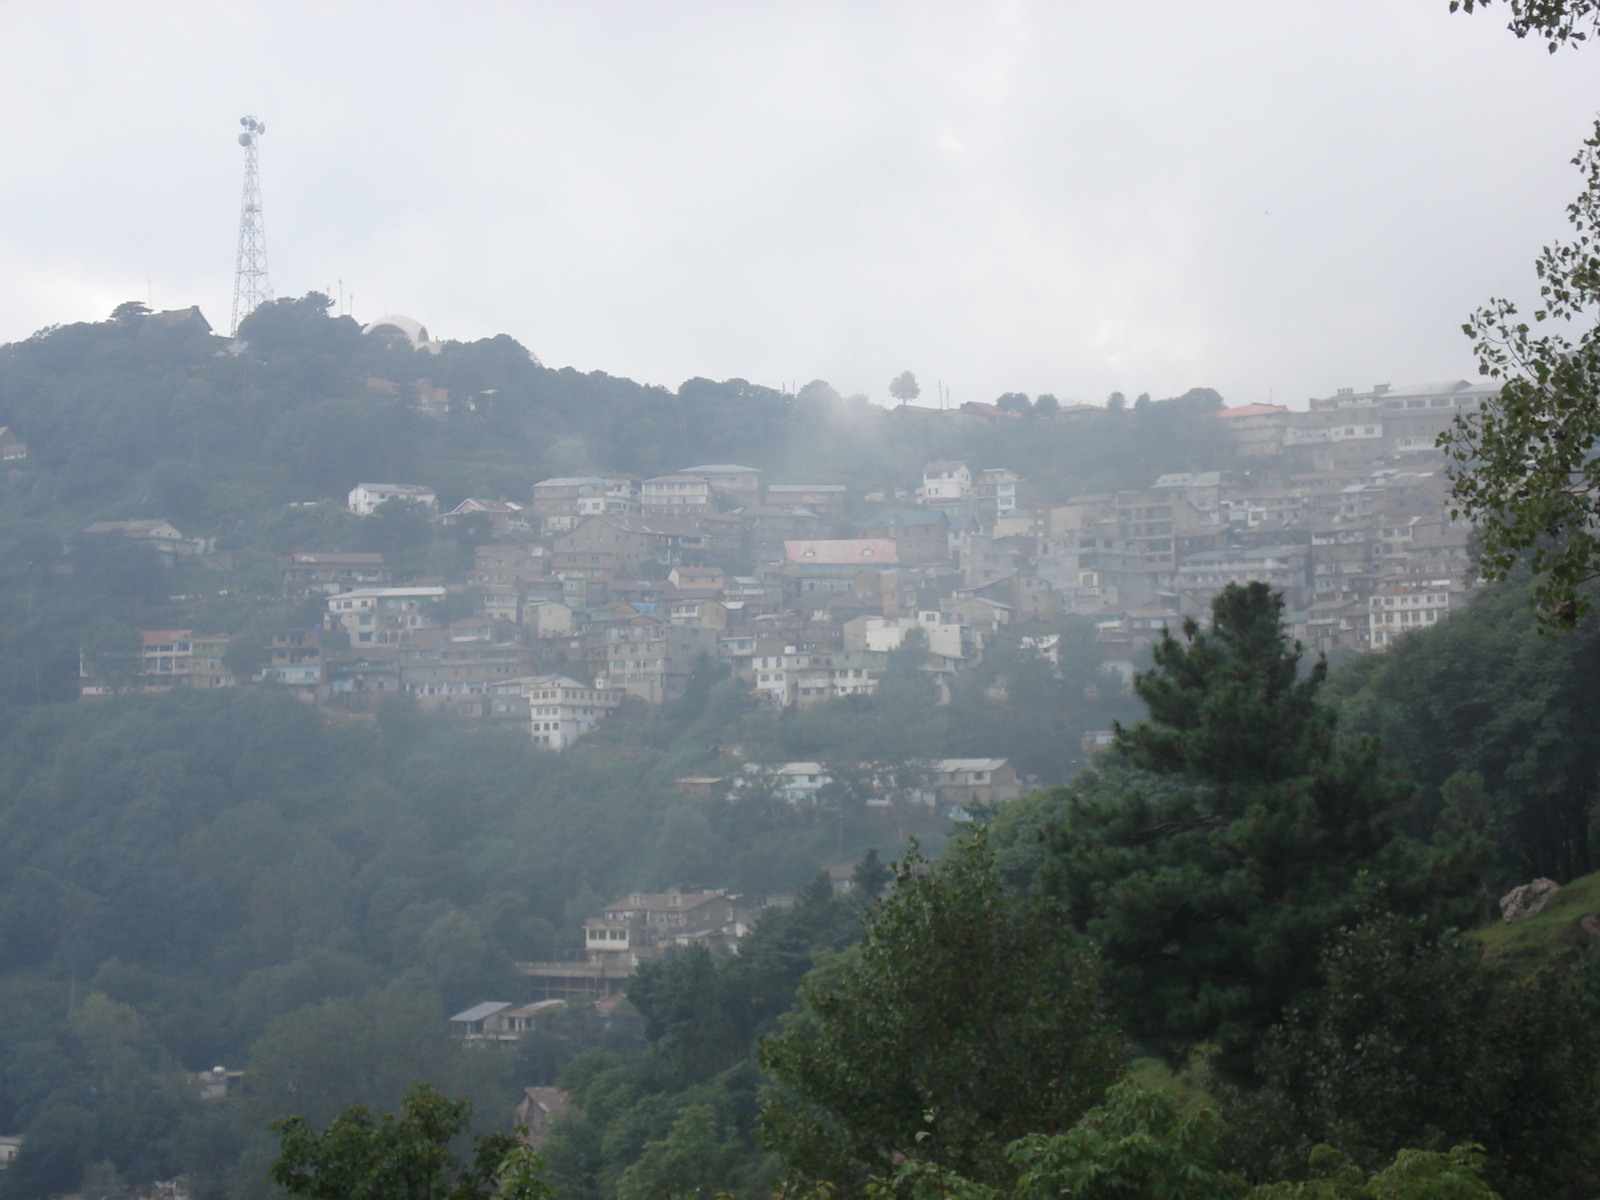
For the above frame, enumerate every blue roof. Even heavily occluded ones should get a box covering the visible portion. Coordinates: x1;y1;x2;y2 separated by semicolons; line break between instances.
859;510;947;528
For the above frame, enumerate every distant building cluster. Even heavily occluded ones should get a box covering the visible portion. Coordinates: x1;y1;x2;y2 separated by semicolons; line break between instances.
76;379;1490;745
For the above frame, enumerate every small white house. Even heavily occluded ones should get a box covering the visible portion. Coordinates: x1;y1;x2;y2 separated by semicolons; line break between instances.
919;461;972;505
348;482;438;516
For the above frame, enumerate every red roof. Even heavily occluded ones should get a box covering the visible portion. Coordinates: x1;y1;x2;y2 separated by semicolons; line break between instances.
1208;404;1289;418
784;539;899;565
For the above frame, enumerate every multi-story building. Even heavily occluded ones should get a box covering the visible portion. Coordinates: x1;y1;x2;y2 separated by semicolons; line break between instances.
488;673;624;748
263;629;327;701
737;505;823;563
919;460;972;507
751;645;811;706
400;630;539;709
326;586;447;646
470;542;549;586
781;539;900;594
530;475;640;535
80;629;236;697
680;464;761;506
556;514;709;572
641;474;713;518
765;484;847;515
974;468;1035;521
599;621;719;705
189;633;234;689
281;552;391;599
1176;545;1309;612
324;647;402;699
857;511;951;565
1367;583;1459;649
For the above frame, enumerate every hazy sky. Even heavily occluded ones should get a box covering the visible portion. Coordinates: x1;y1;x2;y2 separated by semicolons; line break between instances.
1;2;1595;409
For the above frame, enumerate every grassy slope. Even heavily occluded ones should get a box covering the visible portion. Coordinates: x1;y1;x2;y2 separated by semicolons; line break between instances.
1473;871;1600;963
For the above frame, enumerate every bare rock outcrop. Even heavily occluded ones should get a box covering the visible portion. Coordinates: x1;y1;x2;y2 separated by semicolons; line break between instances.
1499;877;1562;924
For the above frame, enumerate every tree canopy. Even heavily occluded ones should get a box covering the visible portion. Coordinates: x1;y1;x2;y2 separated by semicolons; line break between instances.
1041;583;1484;1080
1442;119;1600;627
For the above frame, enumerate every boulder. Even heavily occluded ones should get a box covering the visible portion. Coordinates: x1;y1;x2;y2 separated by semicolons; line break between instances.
1499;877;1562;924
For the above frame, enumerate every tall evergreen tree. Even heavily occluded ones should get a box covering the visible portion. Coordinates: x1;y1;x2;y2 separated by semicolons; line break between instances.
1042;583;1484;1081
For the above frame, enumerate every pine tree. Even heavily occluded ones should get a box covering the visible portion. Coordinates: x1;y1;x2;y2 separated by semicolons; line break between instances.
1043;583;1484;1081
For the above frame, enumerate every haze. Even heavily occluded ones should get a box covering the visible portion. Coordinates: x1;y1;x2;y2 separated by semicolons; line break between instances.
0;0;1594;407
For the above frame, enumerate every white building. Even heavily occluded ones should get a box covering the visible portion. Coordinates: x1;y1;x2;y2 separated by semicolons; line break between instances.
1368;585;1456;649
679;464;761;502
752;647;817;706
743;761;832;803
861;611;970;660
919;460;972;506
490;673;623;749
348;482;438;515
326;587;448;645
641;474;712;516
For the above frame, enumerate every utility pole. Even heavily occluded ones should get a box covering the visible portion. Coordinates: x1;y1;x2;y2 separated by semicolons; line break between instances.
230;116;272;335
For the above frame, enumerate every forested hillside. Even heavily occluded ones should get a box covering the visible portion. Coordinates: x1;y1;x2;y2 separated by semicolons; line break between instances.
2;297;1599;1200
0;295;1233;706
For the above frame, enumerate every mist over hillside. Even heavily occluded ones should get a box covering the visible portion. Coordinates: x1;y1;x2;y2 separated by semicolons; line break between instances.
0;294;1595;1200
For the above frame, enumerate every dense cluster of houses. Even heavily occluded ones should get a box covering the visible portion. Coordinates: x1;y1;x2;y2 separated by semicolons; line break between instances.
77;380;1488;744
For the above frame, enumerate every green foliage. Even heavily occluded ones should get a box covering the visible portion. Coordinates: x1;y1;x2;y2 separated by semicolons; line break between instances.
0;990;188;1200
851;1086;1500;1200
1043;584;1485;1080
1441;119;1600;626
539;875;869;1200
1450;0;1600;52
1002;1080;1245;1200
1218;909;1600;1200
613;1104;751;1200
887;372;920;404
1329;576;1600;884
1246;1144;1500;1200
759;832;1121;1190
246;992;511;1135
268;1081;546;1200
1471;868;1600;962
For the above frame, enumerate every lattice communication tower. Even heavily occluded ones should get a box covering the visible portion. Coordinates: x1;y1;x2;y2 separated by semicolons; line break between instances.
230;116;272;335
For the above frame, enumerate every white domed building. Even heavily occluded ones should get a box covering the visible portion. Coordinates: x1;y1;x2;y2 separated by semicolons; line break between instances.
361;313;443;354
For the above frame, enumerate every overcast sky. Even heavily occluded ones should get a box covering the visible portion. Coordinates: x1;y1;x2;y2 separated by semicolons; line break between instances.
0;2;1595;409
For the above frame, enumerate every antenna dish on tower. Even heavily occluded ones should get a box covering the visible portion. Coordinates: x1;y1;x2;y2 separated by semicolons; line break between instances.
230;115;272;336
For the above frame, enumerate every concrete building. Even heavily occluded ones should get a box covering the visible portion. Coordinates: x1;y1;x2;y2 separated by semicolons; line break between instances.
281;552;391;599
919;460;972;506
326;587;447;646
600;622;719;705
641;474;713;518
489;674;624;748
347;482;437;515
680;464;761;505
530;475;639;534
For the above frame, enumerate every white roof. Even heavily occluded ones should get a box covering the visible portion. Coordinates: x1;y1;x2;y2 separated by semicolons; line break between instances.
332;587;448;599
746;761;827;777
353;482;435;496
499;674;598;691
533;475;622;488
450;1001;511;1023
680;463;760;473
936;758;1008;772
1152;472;1222;488
362;314;435;347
